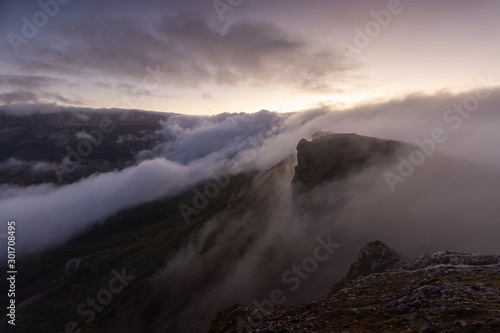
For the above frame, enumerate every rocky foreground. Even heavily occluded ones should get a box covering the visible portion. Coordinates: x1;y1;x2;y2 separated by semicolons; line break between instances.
209;241;500;332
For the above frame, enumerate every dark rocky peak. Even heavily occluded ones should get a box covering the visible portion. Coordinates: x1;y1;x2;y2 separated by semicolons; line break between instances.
345;240;402;280
292;133;399;192
290;133;401;231
311;130;333;140
330;240;402;294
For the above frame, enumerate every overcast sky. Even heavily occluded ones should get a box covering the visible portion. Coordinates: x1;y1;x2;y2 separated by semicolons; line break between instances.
1;0;499;115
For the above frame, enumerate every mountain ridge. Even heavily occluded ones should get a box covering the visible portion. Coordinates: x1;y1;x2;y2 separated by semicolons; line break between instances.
209;241;500;332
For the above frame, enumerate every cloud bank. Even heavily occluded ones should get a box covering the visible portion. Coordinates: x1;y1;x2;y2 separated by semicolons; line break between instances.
1;88;500;258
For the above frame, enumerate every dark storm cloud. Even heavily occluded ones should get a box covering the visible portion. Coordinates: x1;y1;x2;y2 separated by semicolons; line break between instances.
5;10;352;93
0;75;86;105
153;14;349;90
0;91;39;104
1;0;498;106
0;75;62;90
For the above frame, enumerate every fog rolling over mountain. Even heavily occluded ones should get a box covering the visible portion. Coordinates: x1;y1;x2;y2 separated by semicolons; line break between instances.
2;89;500;257
3;0;500;331
1;88;500;332
153;132;500;332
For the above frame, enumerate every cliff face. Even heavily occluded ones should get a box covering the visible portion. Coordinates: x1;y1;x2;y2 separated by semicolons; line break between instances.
204;132;500;333
292;133;399;192
290;133;400;233
209;242;500;332
330;240;403;293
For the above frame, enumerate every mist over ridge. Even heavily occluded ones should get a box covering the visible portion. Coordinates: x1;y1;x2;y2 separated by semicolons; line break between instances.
1;87;500;257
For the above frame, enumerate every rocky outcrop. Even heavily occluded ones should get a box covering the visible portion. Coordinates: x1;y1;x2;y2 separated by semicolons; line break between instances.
290;133;400;232
209;242;500;332
330;240;402;294
292;133;399;193
345;240;402;279
407;251;499;270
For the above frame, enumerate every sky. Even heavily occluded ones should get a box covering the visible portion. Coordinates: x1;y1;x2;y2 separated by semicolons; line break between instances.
1;0;500;115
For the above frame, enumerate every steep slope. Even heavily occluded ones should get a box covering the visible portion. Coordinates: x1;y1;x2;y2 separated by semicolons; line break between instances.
209;132;500;332
289;132;500;257
0;172;256;333
209;241;500;332
0;153;299;333
5;131;500;333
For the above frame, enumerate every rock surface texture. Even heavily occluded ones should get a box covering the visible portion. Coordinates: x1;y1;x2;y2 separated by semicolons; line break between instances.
209;241;500;332
292;133;399;193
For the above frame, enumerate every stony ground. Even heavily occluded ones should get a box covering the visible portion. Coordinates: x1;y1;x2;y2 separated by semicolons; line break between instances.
209;242;500;333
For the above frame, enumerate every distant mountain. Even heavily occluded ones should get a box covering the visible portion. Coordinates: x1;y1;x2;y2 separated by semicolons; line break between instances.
0;109;172;185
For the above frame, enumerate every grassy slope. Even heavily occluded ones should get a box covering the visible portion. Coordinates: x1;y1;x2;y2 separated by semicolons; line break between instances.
1;173;254;333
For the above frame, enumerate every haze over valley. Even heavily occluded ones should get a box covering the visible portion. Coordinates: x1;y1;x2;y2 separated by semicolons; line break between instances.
1;1;500;332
